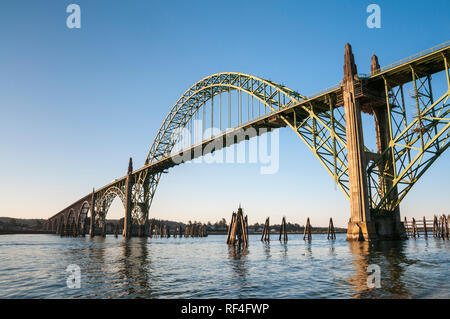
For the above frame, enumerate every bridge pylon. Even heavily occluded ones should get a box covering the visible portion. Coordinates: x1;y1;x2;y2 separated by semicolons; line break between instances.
342;44;405;241
123;157;134;237
89;188;95;237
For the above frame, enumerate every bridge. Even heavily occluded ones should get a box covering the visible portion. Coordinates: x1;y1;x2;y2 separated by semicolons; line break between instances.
46;41;450;241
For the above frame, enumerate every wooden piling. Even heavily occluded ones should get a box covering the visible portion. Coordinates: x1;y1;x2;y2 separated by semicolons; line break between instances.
327;218;336;240
422;216;428;238
279;217;288;243
404;216;410;237
261;218;265;242
443;215;449;239
433;215;438;237
227;205;248;247
303;217;312;241
412;218;417;238
261;217;270;242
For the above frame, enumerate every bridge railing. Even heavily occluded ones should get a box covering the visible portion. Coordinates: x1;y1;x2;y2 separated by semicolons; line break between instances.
305;83;341;100
358;40;450;78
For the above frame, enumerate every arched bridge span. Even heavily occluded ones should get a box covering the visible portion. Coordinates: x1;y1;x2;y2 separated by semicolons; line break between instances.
47;42;450;240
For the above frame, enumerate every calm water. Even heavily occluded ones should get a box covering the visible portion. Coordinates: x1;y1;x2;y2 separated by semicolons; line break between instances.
0;233;449;298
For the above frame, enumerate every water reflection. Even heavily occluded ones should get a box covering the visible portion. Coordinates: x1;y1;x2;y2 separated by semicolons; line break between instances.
304;240;313;259
280;242;288;260
227;244;249;289
120;238;151;297
328;240;337;257
263;242;271;260
347;240;413;298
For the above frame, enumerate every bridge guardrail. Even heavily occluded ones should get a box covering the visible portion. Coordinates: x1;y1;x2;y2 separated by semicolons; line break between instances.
358;40;450;78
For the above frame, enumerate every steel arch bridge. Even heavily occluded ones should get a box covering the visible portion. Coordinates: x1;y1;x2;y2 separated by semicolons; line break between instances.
47;41;450;241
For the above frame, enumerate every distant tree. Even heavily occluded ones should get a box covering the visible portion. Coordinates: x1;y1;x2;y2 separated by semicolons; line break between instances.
35;220;43;230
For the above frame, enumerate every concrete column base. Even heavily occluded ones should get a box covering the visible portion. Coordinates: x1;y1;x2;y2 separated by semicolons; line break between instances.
346;221;378;241
347;217;407;241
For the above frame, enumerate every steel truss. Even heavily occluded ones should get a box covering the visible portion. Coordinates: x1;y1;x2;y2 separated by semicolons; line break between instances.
368;53;450;212
140;73;351;225
279;96;350;198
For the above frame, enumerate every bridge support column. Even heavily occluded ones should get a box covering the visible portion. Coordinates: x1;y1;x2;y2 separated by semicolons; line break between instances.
342;44;377;241
89;189;95;237
123;158;133;238
370;55;406;240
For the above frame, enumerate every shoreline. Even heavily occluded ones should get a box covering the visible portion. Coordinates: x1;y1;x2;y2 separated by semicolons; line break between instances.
0;231;54;235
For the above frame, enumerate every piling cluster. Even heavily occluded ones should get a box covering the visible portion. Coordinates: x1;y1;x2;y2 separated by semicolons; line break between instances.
303;217;312;240
279;217;288;243
261;217;270;242
226;205;249;247
184;223;208;237
149;223;171;238
231;208;340;246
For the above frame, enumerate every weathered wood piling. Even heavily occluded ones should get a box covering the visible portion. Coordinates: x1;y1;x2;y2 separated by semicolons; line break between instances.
422;216;428;238
182;223;208;238
327;218;336;240
433;215;439;237
303;217;312;241
279;217;288;243
260;217;270;242
403;215;449;239
227;205;249;247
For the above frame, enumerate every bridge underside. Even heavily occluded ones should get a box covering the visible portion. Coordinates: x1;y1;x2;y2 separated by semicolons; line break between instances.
46;42;450;241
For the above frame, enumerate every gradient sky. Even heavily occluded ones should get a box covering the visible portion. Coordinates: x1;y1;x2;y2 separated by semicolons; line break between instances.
0;0;449;227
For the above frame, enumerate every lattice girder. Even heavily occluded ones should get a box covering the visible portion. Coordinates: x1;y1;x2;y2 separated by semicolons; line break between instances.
368;53;450;211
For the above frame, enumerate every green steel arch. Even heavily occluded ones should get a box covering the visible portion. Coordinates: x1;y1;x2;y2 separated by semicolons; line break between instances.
96;186;125;224
141;72;308;212
145;72;306;164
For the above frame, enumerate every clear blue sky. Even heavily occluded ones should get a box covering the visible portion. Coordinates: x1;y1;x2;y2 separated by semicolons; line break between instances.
0;0;449;227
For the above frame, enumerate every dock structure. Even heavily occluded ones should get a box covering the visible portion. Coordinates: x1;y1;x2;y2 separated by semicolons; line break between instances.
261;217;270;242
279;217;288;243
303;217;312;241
226;205;249;247
404;215;449;239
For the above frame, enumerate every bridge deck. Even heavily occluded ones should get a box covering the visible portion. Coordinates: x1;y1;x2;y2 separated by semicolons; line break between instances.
366;42;449;88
